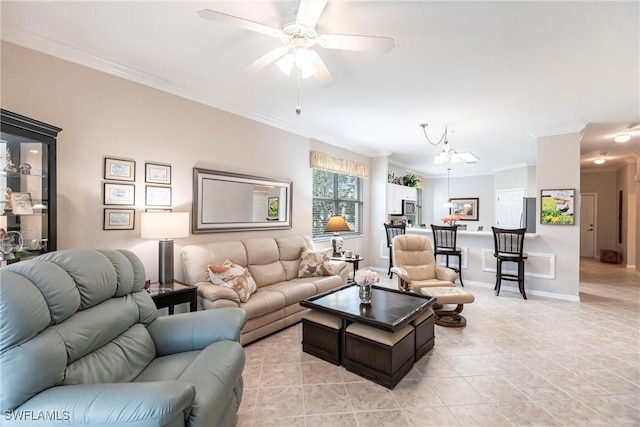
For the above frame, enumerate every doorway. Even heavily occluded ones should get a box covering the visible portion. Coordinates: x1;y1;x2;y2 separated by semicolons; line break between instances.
580;193;597;258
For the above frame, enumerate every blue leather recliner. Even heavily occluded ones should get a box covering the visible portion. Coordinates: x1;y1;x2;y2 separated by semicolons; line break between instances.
0;249;246;426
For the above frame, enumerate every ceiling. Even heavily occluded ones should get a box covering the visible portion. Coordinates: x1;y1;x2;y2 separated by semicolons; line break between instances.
2;1;639;177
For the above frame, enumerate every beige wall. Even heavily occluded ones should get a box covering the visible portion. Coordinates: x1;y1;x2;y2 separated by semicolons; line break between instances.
617;161;638;267
580;170;618;255
0;42;372;281
536;132;581;298
637;156;640;271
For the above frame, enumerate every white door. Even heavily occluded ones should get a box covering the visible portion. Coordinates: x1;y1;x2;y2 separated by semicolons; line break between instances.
580;193;596;257
496;188;525;227
252;191;268;222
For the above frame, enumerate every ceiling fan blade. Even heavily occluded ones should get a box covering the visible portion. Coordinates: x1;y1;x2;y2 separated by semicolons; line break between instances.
242;47;289;74
308;50;335;87
198;9;282;37
318;34;395;53
296;0;328;29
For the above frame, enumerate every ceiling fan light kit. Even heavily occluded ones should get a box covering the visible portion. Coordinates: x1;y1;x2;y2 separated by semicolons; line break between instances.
198;0;394;89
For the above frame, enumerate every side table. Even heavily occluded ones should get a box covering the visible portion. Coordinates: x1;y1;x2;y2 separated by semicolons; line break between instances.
148;282;197;315
330;255;364;280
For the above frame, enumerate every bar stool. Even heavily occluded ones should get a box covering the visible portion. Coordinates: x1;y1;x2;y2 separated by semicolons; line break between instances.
491;226;528;299
431;224;464;286
384;223;406;278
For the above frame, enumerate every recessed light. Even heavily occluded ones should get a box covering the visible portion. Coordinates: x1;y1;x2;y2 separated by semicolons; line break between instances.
593;158;606;165
614;134;631;143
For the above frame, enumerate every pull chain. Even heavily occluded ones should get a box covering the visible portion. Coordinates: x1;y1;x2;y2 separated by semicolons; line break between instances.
295;68;301;115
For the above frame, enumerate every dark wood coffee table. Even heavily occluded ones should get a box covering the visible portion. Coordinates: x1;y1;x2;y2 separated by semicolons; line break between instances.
301;284;436;387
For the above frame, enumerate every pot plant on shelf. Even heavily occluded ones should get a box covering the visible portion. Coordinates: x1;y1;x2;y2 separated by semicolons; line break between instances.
401;174;420;188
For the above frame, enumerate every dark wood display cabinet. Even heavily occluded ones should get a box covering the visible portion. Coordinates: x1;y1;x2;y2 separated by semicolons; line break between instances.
1;110;61;265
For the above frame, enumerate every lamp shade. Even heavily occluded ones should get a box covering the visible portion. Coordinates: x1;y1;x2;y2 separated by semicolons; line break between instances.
324;215;351;233
141;212;189;239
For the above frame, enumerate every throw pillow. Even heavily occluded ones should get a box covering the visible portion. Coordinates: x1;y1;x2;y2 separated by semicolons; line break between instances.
208;259;257;303
298;248;335;278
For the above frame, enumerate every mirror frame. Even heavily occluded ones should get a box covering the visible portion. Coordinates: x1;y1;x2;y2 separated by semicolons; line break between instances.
192;167;293;233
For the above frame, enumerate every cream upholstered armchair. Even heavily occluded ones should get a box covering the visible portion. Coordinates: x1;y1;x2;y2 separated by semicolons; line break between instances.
390;234;458;293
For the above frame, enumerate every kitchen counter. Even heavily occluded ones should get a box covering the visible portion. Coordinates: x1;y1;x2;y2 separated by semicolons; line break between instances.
404;227;563;299
406;227;538;239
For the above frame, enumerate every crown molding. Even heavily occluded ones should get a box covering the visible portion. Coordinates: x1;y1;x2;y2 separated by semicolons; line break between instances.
529;123;587;139
2;26;387;158
492;163;530;173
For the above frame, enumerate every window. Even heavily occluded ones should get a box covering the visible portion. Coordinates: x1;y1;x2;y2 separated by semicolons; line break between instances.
312;169;363;237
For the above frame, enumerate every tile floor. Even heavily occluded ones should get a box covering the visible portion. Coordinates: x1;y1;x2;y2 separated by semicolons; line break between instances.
237;258;639;426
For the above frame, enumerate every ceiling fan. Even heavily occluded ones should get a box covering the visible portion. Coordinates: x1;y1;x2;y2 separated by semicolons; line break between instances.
198;0;395;87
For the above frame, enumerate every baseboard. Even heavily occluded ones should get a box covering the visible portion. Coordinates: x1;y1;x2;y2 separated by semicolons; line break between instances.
464;280;580;302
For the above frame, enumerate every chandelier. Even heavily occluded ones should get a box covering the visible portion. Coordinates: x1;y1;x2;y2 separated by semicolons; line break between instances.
420;123;480;164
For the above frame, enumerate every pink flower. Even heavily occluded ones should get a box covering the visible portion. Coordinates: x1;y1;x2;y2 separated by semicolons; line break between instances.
441;214;461;224
354;269;379;286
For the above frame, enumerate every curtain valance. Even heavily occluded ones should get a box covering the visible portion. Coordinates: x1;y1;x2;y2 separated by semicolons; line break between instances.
309;151;369;179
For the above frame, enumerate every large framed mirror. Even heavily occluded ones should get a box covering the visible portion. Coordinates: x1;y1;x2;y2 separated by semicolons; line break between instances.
193;168;292;233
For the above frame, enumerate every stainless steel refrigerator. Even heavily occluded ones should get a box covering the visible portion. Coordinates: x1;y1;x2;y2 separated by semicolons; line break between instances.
521;197;537;233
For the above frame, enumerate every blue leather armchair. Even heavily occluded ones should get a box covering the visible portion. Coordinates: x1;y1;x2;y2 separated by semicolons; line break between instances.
0;249;246;426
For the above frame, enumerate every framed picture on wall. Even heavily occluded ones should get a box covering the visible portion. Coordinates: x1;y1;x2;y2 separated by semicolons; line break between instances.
145;185;171;207
104;208;135;230
449;197;479;221
267;197;279;219
104;183;135;205
145;162;171;185
104;157;135;182
540;189;575;225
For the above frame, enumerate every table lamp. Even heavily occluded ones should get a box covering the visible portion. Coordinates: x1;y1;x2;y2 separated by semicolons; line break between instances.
324;214;351;257
141;212;189;286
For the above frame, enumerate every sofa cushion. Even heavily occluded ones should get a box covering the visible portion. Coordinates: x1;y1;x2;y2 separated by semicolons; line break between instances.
0;249;158;414
177;341;245;425
182;241;248;285
275;235;314;280
243;238;287;287
208;260;257;303
134;351;200;382
262;280;319;305
298;248;335;278
241;290;286;320
312;275;346;294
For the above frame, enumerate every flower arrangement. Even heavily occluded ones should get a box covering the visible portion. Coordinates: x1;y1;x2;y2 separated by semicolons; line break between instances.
354;269;379;287
442;214;461;226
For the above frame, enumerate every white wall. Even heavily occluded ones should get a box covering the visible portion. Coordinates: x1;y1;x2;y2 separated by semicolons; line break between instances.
581;169;618;255
369;156;390;272
430;173;494;230
526;165;537;196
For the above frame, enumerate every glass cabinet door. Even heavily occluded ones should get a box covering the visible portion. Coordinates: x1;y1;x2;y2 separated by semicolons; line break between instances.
1;110;61;264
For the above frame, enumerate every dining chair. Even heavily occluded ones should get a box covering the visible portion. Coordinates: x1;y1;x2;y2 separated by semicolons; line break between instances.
491;226;528;299
384;223;406;278
431;224;464;286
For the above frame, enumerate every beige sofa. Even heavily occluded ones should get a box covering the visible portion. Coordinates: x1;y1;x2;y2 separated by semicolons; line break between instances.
182;235;348;345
